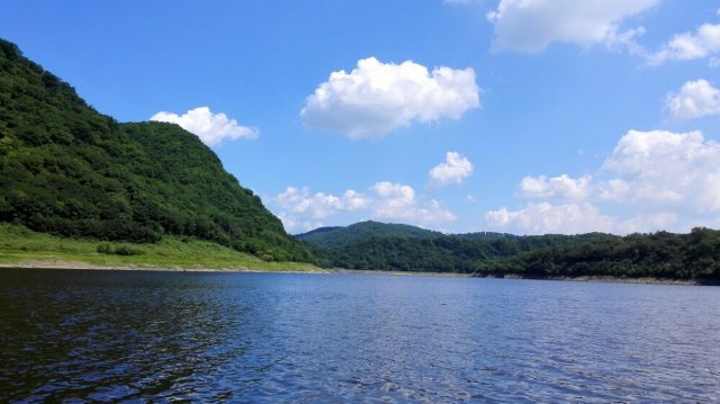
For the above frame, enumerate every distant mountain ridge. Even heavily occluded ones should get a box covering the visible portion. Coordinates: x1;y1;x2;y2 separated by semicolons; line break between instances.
296;220;519;248
296;220;445;248
0;38;307;261
298;220;617;272
297;221;720;283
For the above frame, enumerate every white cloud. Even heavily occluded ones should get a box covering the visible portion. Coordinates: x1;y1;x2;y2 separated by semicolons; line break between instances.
371;182;457;224
665;79;720;120
597;178;631;202
274;187;369;220
485;202;678;235
486;0;657;53
485;202;617;234
486;129;720;235
602;129;720;212
429;152;474;186
271;187;371;233
519;174;592;200
150;106;259;146
269;182;456;232
276;213;324;235
415;200;458;225
300;57;480;139
648;23;720;65
371;182;417;219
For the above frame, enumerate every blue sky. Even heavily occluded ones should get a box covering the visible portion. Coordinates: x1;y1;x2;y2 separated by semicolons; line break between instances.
2;0;720;235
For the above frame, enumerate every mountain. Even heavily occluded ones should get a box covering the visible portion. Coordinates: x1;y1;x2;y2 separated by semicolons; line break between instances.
296;220;443;248
300;219;719;281
298;220;616;272
0;38;307;261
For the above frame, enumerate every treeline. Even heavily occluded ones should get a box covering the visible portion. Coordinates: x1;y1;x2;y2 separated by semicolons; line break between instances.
0;38;308;261
303;223;720;281
305;231;615;273
298;220;444;248
475;227;720;282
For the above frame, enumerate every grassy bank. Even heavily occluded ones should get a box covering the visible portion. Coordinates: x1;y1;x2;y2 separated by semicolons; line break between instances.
0;223;321;272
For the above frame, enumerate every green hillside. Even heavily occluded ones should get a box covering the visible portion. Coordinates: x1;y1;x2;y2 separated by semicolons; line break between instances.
0;38;307;262
300;220;720;282
299;221;615;272
296;220;443;248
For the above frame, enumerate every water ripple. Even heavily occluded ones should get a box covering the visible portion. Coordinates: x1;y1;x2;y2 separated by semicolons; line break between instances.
1;270;719;402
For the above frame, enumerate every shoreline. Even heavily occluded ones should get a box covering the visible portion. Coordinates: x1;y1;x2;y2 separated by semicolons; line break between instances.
475;273;708;286
0;260;328;274
3;260;716;285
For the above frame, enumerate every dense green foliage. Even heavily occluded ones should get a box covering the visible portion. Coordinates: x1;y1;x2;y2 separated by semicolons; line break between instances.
297;220;444;248
300;222;614;272
0;38;307;261
476;227;720;282
0;222;319;271
301;222;720;281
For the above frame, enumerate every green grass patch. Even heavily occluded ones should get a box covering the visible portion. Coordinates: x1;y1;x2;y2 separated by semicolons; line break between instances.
0;223;321;272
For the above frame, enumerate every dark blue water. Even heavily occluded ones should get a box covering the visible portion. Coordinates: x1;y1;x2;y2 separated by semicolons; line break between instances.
1;269;719;403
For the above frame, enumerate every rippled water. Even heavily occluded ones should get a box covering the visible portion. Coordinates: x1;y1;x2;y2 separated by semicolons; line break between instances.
1;269;719;403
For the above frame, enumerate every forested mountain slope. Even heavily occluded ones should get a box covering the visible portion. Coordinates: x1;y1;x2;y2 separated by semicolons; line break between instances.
300;221;720;282
299;221;616;272
296;220;444;248
0;38;307;261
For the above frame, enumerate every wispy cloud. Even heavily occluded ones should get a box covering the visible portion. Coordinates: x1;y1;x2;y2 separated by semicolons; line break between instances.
647;23;720;65
485;0;657;53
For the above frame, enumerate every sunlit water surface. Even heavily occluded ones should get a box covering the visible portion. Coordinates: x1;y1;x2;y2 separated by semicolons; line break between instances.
1;269;719;403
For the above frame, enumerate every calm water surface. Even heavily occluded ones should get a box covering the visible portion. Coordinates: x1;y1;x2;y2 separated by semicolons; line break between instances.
1;269;719;403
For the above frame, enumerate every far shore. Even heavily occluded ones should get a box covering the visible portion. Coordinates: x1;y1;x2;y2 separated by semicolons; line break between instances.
2;260;716;285
476;273;709;286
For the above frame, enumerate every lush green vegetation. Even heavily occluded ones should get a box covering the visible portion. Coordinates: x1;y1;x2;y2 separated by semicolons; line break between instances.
297;220;444;248
3;36;719;281
300;222;720;282
0;223;319;271
0;38;307;262
475;227;720;282
302;223;613;272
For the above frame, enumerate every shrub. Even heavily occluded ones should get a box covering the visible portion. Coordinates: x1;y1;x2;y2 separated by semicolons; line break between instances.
114;244;141;256
97;242;113;254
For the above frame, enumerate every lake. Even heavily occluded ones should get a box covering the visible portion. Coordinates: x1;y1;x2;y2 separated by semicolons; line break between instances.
1;269;719;403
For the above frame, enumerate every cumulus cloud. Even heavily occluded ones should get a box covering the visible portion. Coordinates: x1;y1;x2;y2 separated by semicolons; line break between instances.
486;129;720;235
269;182;456;233
300;57;480;139
371;182;457;225
429;152;474;186
602;130;720;212
371;182;417;219
648;23;720;65
150;106;259;146
486;0;657;53
485;202;617;234
274;187;370;220
485;202;678;235
665;79;720;120
519;174;592;200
